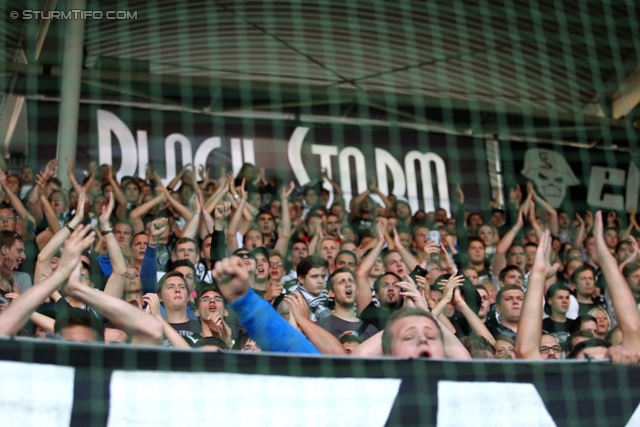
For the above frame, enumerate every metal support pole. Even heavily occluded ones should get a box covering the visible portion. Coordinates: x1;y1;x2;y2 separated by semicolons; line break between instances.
56;0;86;189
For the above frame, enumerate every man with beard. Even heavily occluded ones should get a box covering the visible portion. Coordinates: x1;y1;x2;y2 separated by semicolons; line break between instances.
357;272;404;331
317;268;378;340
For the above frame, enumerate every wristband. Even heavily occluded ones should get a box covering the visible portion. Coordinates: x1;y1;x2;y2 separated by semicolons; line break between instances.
101;227;114;236
65;224;75;233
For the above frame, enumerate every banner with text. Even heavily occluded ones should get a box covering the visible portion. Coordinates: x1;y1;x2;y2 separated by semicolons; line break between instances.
29;100;490;214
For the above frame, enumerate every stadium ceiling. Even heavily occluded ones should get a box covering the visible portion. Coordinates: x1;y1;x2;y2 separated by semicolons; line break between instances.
2;0;640;151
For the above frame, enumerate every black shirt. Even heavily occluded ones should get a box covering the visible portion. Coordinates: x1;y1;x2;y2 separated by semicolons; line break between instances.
317;315;378;340
358;301;398;331
542;317;572;345
164;319;201;347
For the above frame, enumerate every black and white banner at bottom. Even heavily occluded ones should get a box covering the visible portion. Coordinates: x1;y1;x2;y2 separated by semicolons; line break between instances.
1;338;639;427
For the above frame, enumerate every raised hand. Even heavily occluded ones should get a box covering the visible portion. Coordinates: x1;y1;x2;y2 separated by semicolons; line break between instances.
455;183;464;204
88;161;98;178
226;172;237;196
45;159;58;177
142;293;162;317
509;184;522;205
99;192;115;227
424;240;440;255
34;172;48;197
58;225;96;279
208;309;232;344
531;230;553;276
438;242;457;274
392;225;403;249
398;274;429;311
149;218;168;241
213;202;232;220
516;203;526;227
69;188;86;227
263;280;284;302
584;210;594;229
283;292;310;321
237;178;247;199
281;180;295;200
368;177;378;192
438;275;465;305
211;257;250;303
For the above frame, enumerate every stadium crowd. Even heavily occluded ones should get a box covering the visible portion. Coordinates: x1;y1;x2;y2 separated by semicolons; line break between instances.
0;158;639;363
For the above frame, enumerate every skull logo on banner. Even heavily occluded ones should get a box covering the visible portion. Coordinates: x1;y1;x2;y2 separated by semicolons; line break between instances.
521;149;579;208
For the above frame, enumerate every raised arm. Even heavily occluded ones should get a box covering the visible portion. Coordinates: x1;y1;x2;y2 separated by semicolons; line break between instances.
203;177;229;213
0;225;94;336
285;292;345;355
391;225;419;272
226;181;247;253
35;174;62;234
129;193;166;234
530;182;559;237
0;172;35;225
158;185;194;222
594;211;640;350
572;212;586;250
101;193;128;298
348;188;371;221
453;285;495;345
437;316;473;359
198;192;215;240
211;256;320;354
64;157;84;196
180;192;202;240
355;221;386;314
34;189;86;283
527;199;544;240
66;261;163;345
321;168;344;205
102;165;127;220
142;292;190;348
165;164;189;192
515;230;552;360
492;204;526;275
368;178;393;209
274;181;295;255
